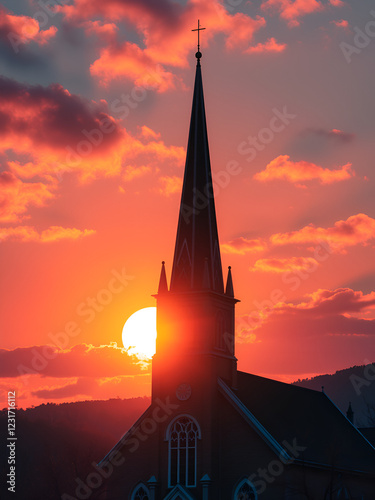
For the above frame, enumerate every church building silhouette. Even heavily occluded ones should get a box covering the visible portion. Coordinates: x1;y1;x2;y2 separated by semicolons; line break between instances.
98;40;375;500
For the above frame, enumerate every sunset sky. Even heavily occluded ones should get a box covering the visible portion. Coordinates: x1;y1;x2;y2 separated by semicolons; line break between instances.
1;0;375;409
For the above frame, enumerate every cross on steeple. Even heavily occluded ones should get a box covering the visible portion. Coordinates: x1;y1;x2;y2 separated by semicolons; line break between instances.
192;19;206;57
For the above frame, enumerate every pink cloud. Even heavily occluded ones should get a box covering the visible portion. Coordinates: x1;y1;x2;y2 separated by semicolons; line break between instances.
0;76;184;198
254;155;354;186
223;13;266;51
270;213;375;252
0;171;55;223
251;256;319;273
291;288;375;316
31;377;97;399
261;0;324;27
331;19;349;29
0;374;151;407
236;288;375;375
122;165;152;182
307;127;355;142
245;37;287;53
0;343;147;378
0;76;124;182
238;288;375;338
250;288;375;328
221;237;268;255
82;20;118;42
90;41;178;91
122;134;185;183
0;226;96;243
0;7;57;48
30;376;151;400
158;176;183;196
57;0;267;90
0;76;121;150
40;226;96;242
329;0;345;6
140;126;161;141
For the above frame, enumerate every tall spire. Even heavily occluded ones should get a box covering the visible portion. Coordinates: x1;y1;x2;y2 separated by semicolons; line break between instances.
346;402;354;424
170;37;224;293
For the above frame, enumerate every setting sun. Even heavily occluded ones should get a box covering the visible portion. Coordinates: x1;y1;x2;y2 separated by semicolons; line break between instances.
122;307;157;359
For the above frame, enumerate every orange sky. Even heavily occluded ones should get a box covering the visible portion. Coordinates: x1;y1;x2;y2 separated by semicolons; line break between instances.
1;0;375;409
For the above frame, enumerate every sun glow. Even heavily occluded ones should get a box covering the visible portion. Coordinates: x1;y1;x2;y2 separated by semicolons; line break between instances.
122;307;157;359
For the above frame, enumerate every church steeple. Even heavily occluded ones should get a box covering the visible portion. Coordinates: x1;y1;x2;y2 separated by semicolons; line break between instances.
153;38;238;402
170;50;224;293
346;402;354;424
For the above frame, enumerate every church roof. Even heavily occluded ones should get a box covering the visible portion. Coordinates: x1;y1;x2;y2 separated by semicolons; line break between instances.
170;56;224;293
359;427;375;447
100;373;375;476
220;371;375;475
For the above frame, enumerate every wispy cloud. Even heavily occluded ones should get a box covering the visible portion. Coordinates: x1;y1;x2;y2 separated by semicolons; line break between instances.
0;343;147;378
236;288;375;374
331;19;349;29
0;171;55;223
245;37;286;53
158;175;182;196
306;127;355;143
251;256;319;273
221;237;268;255
261;0;324;27
270;213;375;252
254;155;354;186
0;226;96;243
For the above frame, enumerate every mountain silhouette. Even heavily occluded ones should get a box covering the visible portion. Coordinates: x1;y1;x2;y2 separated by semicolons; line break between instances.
293;362;375;427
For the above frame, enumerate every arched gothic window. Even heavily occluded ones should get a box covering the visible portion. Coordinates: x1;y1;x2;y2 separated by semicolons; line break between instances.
166;415;201;488
233;479;257;500
131;483;150;500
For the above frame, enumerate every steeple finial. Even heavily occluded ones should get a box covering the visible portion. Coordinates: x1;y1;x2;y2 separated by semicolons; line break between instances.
192;19;205;61
158;261;168;293
225;266;234;297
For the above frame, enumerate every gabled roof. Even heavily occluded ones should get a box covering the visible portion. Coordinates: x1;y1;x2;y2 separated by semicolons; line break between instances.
163;484;196;500
221;371;375;475
97;404;153;467
359;427;375;447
